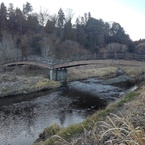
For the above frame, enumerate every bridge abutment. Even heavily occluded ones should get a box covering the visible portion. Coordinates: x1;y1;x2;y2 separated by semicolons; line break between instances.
50;68;67;81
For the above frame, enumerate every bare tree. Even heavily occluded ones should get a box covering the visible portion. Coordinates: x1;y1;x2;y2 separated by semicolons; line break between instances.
106;43;128;53
38;7;49;26
41;35;60;59
59;40;88;58
136;42;145;54
49;14;57;25
65;8;74;21
0;32;22;62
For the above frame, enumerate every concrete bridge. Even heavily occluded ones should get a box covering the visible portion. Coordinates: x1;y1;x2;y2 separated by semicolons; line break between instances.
2;53;145;81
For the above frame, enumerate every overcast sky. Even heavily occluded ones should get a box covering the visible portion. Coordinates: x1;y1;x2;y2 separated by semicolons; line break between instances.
3;0;145;41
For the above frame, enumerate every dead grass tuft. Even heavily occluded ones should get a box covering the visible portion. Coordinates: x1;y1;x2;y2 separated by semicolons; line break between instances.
97;114;145;145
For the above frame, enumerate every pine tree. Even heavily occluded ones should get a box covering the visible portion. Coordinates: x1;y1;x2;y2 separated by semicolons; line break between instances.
0;3;8;31
57;8;65;38
23;2;33;16
8;3;15;33
57;8;65;28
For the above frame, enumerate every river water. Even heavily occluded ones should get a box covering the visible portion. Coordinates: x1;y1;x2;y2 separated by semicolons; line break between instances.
0;78;126;145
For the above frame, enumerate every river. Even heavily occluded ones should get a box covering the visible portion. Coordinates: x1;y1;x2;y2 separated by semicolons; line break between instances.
0;77;127;145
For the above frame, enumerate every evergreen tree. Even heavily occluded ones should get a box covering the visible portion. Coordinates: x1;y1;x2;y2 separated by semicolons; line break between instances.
88;12;91;19
85;18;105;52
23;2;33;16
76;24;86;46
15;8;25;35
8;3;15;33
30;34;42;55
27;14;40;33
57;8;65;28
0;3;8;31
45;19;55;34
63;19;75;41
57;8;65;37
108;22;131;44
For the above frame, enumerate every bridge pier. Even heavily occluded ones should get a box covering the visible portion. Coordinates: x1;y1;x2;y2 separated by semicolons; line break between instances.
49;68;67;81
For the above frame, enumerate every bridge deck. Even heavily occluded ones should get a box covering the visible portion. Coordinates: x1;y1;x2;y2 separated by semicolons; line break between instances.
3;61;51;68
3;59;145;69
2;53;145;69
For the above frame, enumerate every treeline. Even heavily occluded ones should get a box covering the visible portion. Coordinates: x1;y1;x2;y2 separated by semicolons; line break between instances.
0;2;144;60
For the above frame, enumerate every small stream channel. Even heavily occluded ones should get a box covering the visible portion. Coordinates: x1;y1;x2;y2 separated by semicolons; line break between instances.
0;76;133;145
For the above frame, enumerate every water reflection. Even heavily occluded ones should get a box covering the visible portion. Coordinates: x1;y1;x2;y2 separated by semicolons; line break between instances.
0;90;96;145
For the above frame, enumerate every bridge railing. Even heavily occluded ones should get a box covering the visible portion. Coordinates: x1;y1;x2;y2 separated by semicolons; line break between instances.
1;55;54;65
2;52;145;67
52;52;145;65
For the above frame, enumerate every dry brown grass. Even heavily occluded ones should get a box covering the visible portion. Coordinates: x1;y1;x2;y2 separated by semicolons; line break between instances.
48;114;145;145
67;64;145;81
121;67;145;77
97;114;145;145
54;113;145;145
68;66;118;81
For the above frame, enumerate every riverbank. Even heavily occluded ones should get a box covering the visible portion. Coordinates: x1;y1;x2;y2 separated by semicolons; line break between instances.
32;83;145;145
0;66;61;97
0;64;144;98
67;65;145;81
31;65;145;145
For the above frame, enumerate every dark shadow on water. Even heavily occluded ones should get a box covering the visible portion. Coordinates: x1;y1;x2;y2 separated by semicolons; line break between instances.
60;87;107;111
0;89;54;109
0;78;125;145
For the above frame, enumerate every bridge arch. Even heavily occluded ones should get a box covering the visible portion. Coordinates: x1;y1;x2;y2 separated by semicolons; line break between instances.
3;61;51;69
2;53;145;81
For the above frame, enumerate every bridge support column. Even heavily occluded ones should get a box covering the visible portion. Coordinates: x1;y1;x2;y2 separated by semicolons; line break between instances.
49;68;67;81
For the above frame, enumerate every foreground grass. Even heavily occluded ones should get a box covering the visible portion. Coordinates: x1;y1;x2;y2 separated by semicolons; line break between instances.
97;114;145;145
32;90;138;145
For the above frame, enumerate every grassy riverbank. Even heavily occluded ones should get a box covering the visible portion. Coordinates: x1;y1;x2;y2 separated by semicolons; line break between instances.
0;66;61;97
31;65;145;145
0;64;144;98
67;65;145;81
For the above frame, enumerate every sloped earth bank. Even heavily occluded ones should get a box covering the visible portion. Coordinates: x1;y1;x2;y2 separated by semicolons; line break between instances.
52;85;145;145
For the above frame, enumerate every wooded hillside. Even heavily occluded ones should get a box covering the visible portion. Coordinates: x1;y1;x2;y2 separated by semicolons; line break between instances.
0;2;144;61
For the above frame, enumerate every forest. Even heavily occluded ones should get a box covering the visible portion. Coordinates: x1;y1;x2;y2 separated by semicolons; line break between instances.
0;2;145;61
